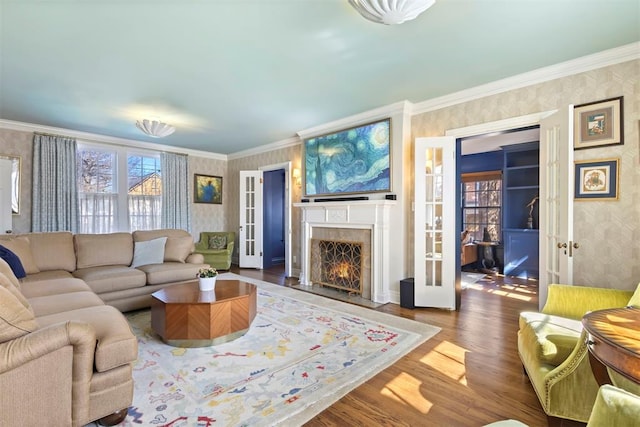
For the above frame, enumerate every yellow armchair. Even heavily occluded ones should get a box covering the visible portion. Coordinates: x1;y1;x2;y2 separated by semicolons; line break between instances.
194;232;235;270
517;283;637;424
587;385;640;427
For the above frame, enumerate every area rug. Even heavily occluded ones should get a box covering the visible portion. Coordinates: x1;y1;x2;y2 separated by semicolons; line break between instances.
119;273;440;427
462;272;486;289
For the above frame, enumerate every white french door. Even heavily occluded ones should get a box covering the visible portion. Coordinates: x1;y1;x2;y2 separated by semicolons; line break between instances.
414;137;457;309
239;170;263;269
539;106;575;309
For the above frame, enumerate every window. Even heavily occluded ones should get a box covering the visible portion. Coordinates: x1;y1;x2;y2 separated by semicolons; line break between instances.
77;147;117;233
127;154;161;231
77;145;162;233
462;171;502;242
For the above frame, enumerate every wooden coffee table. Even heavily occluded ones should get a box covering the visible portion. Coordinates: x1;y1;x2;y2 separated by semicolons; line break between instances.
151;280;257;347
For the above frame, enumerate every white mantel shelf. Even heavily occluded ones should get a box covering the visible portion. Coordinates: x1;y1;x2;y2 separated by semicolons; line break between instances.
294;199;396;304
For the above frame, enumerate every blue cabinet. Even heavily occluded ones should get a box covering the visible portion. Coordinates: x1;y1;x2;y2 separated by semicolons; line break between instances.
503;230;539;278
502;142;539;278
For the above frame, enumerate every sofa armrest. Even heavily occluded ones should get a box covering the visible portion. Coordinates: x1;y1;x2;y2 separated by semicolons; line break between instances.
186;253;205;264
0;321;95;376
542;284;634;320
0;321;96;425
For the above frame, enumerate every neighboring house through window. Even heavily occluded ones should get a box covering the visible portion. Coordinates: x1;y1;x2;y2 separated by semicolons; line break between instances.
462;171;502;242
77;144;162;233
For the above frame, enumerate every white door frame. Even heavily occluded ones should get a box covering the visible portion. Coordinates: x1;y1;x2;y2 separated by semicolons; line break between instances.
445;111;557;299
259;162;293;278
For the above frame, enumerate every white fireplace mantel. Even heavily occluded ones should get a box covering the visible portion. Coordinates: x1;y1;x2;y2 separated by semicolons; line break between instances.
293;200;396;303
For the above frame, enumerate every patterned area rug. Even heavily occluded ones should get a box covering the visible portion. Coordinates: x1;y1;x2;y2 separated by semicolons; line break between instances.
119;273;440;426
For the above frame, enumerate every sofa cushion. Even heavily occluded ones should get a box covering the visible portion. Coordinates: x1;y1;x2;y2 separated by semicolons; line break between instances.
19;277;92;299
136;262;203;285
20;270;74;284
35;305;137;372
164;236;193;263
131;237;167;268
0;257;22;288
26;231;76;272
29;291;105;317
0;244;27;279
0;271;32;312
0;236;40;275
208;235;227;250
74;233;133;269
133;229;195;261
519;311;582;366
0;285;38;343
73;266;146;294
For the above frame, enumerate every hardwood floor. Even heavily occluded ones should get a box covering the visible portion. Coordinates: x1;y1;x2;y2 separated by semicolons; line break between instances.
230;266;581;427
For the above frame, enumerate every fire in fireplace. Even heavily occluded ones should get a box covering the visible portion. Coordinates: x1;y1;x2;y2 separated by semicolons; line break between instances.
312;239;363;295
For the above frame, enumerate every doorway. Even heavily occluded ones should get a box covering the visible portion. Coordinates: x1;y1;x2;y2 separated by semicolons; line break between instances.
259;162;292;277
457;126;541;291
263;169;285;269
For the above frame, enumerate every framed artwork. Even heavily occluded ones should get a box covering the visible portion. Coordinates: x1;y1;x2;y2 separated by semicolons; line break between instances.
573;96;623;150
194;174;222;204
303;118;391;197
574;158;619;201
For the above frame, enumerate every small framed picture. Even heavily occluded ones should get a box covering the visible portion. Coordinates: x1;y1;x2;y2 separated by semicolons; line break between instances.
573;96;623;150
194;174;222;204
574;158;619;201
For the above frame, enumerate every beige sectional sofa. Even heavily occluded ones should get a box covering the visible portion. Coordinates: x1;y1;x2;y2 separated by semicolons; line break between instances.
0;229;209;426
16;228;209;311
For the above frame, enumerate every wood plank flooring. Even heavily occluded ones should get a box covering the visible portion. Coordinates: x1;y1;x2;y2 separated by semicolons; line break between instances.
230;266;582;427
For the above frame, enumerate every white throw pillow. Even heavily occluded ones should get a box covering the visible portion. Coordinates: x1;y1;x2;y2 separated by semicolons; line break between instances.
131;237;167;268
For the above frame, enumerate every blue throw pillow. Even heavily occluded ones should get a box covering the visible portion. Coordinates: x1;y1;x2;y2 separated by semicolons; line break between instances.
0;244;27;279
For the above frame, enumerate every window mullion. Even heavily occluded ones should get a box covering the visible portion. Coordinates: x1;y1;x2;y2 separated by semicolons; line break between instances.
116;147;129;232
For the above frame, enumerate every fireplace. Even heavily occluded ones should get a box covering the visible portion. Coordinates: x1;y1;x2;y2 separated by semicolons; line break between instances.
294;200;395;303
310;231;370;298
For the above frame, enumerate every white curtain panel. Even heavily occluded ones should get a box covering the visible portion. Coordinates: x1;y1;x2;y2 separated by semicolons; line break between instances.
160;152;190;230
129;194;161;231
32;133;79;232
78;193;117;233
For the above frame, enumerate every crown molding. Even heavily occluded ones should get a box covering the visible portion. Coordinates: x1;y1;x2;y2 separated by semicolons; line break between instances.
412;42;640;116
296;100;413;140
0;118;227;161
227;136;302;161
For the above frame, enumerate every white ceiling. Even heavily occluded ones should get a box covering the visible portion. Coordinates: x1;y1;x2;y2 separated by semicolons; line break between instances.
1;0;638;155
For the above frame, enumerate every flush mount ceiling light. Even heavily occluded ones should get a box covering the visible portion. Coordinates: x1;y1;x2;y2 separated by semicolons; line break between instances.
348;0;436;25
135;119;176;138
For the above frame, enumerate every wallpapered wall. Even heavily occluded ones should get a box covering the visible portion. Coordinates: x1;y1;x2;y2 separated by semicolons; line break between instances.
0;129;33;234
189;156;228;242
0;127;229;243
227;145;303;271
2;59;637;291
411;59;640;290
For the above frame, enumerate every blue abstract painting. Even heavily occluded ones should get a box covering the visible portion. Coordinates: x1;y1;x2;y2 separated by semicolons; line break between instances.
304;118;391;197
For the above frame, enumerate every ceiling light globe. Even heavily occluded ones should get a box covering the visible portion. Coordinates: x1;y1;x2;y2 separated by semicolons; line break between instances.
348;0;436;25
136;119;176;138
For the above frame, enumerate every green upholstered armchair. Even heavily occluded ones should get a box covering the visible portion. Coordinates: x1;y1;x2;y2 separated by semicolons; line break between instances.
194;232;235;270
586;385;640;427
517;283;639;424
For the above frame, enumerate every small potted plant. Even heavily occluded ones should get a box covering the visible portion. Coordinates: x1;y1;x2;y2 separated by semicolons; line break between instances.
197;267;218;291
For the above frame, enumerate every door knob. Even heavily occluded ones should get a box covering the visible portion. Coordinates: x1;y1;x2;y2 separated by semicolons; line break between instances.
557;242;567;249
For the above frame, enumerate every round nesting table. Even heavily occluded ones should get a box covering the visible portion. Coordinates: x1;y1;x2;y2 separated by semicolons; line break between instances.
151;280;257;347
582;307;640;386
